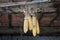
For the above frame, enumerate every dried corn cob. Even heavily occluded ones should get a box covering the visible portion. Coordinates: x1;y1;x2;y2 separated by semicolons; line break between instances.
36;19;40;34
32;16;37;26
32;25;36;37
23;16;28;33
32;16;37;36
28;15;33;31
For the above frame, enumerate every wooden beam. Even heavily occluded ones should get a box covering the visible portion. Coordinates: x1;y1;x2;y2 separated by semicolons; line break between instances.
0;1;52;7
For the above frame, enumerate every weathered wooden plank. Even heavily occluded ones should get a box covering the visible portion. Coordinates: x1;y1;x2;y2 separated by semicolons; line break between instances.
0;1;53;7
0;7;56;13
10;7;56;12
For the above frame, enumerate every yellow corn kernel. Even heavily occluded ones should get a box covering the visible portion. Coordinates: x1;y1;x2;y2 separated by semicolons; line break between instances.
28;15;33;31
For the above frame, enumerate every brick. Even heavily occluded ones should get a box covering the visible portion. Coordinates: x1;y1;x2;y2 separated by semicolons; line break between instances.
40;18;51;26
11;14;24;27
0;0;9;3
43;8;56;12
43;13;56;17
40;16;55;26
1;14;9;26
53;20;60;26
39;13;56;26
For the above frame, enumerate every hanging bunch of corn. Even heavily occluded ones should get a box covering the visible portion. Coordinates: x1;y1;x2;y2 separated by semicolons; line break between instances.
32;15;40;36
23;6;40;36
31;7;40;36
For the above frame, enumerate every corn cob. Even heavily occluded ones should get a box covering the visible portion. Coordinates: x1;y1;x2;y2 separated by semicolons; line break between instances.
32;25;36;37
32;16;37;26
28;15;33;31
32;16;37;36
23;16;28;33
36;19;40;34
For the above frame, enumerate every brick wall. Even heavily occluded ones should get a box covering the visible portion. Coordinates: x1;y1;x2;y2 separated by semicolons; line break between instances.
40;13;56;26
11;14;24;27
0;13;60;27
0;0;60;27
0;14;9;26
